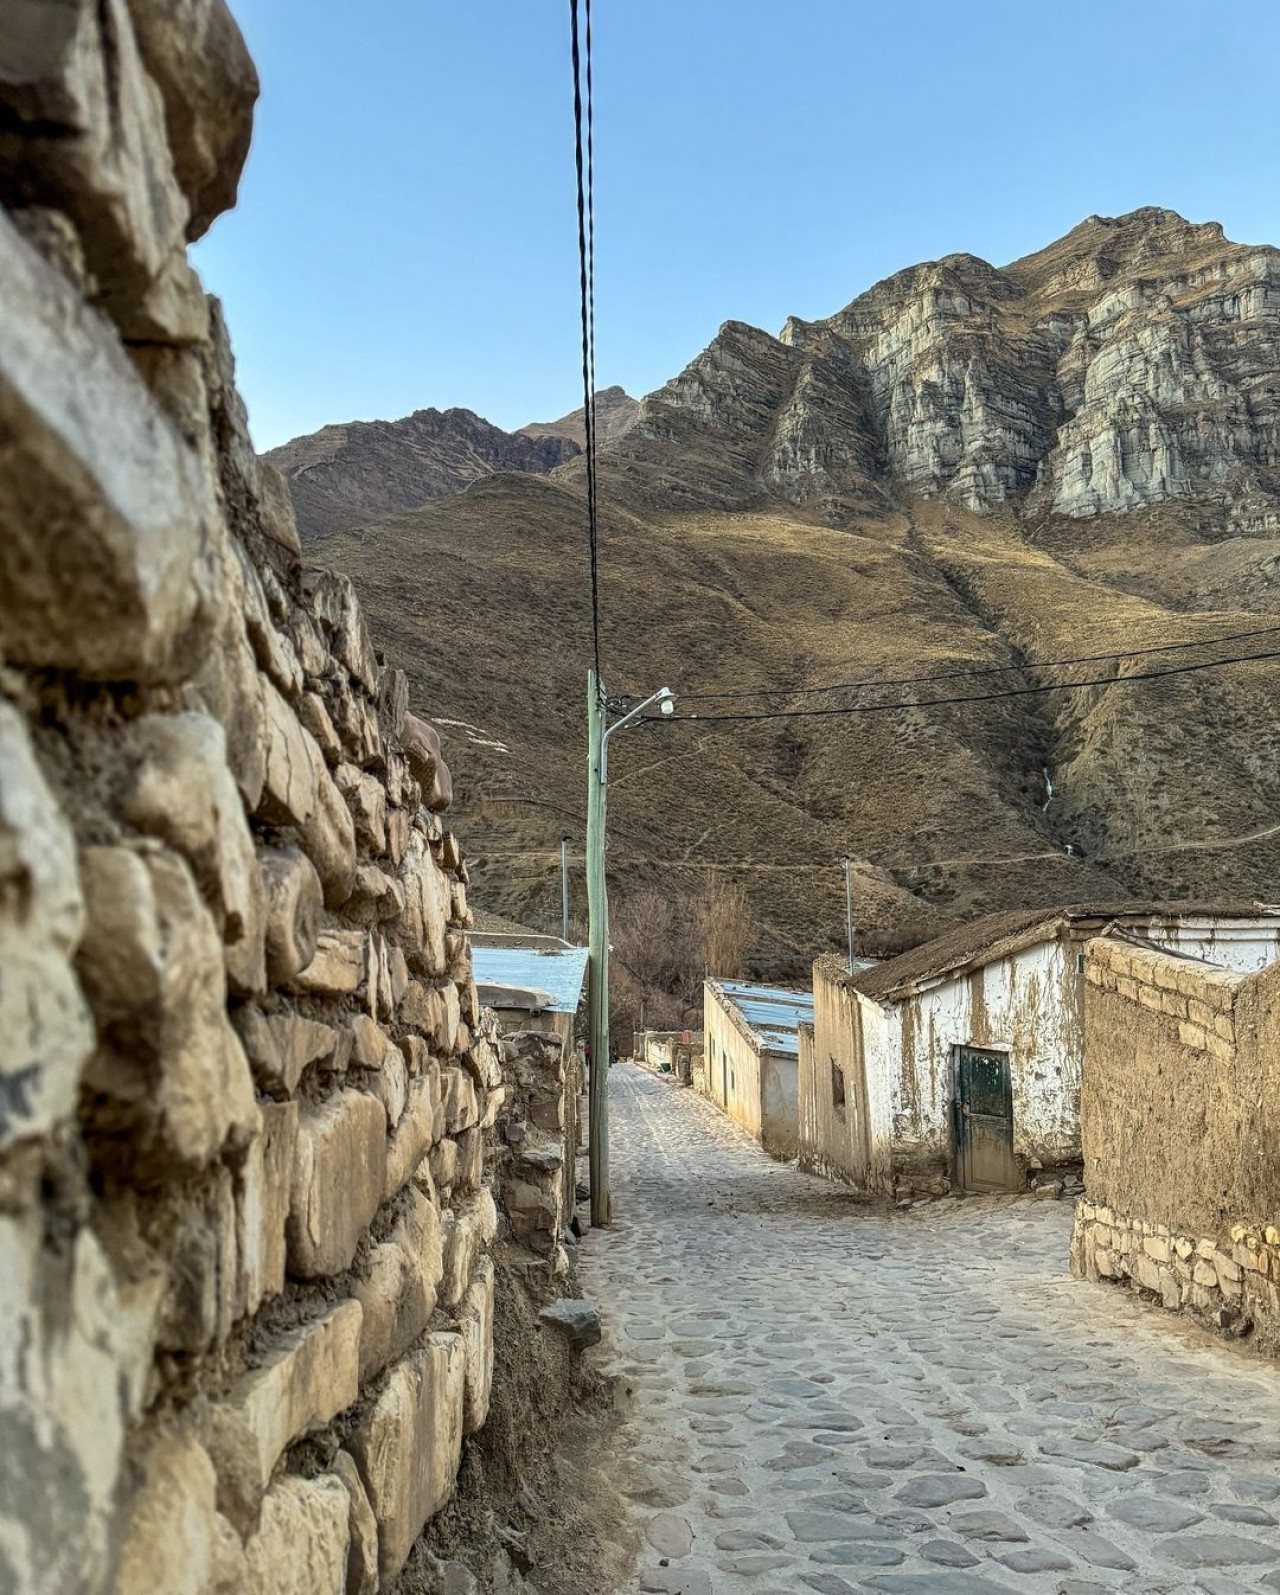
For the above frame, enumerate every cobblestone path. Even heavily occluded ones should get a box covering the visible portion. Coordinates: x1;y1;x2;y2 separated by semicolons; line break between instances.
577;1064;1280;1595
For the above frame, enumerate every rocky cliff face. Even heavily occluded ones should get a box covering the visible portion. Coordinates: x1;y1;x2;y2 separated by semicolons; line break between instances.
264;406;582;544
611;209;1280;529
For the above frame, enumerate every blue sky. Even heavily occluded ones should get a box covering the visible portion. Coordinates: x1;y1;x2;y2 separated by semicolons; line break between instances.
197;1;1280;452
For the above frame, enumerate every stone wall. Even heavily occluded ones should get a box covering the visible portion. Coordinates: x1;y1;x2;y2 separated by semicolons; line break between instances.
494;1029;580;1262
0;4;507;1591
1072;936;1280;1353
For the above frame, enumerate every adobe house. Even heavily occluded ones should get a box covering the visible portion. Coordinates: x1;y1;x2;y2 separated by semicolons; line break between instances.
800;902;1280;1198
703;980;815;1157
1072;936;1280;1354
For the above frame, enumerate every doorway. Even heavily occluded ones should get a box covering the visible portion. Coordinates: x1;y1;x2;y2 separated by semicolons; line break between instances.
954;1045;1018;1191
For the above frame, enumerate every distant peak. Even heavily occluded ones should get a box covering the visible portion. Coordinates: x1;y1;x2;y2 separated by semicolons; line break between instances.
1081;205;1223;238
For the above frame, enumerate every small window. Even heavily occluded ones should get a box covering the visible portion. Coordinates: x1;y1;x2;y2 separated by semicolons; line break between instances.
831;1058;846;1110
730;1070;736;1091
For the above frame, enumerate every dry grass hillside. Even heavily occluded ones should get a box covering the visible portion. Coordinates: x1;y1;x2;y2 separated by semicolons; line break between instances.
296;210;1280;982
316;474;1280;979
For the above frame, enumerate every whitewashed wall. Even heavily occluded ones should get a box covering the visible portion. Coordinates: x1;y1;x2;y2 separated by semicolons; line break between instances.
703;992;762;1141
869;939;1082;1175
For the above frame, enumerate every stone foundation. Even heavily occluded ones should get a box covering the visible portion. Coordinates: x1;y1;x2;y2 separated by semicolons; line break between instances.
1072;1204;1280;1353
0;5;510;1592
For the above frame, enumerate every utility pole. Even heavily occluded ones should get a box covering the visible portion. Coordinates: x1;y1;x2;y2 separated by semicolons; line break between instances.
586;673;609;1226
844;855;855;974
560;834;571;944
585;673;675;1227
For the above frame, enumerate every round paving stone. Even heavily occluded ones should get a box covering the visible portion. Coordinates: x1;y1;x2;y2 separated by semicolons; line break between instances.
920;1539;981;1567
1000;1547;1075;1572
1214;1504;1277;1526
895;1474;987;1509
1163;1534;1279;1568
646;1513;694;1558
1108;1496;1204;1533
809;1544;906;1567
947;1510;1029;1542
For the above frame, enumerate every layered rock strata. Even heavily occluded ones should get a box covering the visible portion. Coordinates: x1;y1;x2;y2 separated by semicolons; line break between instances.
611;208;1280;527
0;5;508;1592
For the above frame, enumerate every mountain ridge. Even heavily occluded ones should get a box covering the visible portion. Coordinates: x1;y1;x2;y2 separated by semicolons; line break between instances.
289;207;1280;986
263;390;637;543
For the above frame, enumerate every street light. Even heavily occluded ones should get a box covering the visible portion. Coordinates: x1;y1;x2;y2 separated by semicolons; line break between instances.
585;673;674;1226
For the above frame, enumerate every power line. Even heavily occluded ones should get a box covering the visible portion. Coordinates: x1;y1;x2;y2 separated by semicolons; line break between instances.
641;646;1280;725
666;623;1280;703
569;0;602;685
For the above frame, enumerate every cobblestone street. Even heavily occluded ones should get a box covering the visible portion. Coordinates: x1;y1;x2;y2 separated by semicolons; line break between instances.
578;1064;1280;1595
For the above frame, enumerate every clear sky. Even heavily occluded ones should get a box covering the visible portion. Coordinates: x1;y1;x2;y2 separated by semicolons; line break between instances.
196;0;1280;453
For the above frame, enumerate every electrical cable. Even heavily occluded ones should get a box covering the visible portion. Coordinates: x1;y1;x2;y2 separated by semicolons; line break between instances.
664;623;1280;703
569;0;602;686
639;646;1280;725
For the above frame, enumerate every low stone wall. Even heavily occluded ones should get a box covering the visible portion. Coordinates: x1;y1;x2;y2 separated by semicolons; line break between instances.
0;6;509;1592
496;1029;580;1259
1074;935;1280;1353
1072;1204;1280;1350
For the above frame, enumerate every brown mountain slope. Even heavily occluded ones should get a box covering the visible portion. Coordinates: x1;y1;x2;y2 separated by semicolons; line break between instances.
519;384;639;450
307;209;1280;977
262;405;581;542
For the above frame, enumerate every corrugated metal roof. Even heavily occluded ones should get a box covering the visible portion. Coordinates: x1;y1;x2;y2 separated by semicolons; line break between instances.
714;980;815;1057
472;945;589;1014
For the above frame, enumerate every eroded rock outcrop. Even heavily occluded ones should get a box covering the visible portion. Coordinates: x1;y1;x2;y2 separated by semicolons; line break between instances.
614;207;1280;525
0;6;509;1593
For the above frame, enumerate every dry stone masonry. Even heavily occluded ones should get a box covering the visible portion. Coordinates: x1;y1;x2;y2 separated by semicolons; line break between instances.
1072;936;1280;1353
0;5;508;1592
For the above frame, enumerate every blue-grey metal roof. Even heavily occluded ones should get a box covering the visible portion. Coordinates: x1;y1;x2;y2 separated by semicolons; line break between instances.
715;980;815;1057
472;945;589;1014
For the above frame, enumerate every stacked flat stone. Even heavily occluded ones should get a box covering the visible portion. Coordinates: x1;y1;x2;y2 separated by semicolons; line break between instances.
0;5;502;1593
496;1031;579;1261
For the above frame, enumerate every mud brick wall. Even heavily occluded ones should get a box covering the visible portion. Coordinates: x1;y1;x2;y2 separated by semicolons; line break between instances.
1072;936;1280;1354
0;5;507;1592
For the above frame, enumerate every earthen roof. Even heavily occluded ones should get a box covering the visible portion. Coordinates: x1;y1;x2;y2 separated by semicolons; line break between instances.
830;899;1274;1005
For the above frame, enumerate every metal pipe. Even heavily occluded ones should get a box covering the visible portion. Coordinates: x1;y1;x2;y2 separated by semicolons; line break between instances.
844;856;855;974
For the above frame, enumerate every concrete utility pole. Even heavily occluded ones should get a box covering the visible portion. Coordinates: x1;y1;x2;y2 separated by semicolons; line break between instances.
585;672;675;1226
844;855;855;974
560;834;571;944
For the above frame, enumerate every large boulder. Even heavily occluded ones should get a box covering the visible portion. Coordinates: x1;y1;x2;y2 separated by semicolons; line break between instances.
125;0;259;240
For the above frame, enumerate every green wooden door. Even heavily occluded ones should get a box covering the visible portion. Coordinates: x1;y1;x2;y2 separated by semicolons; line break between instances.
955;1046;1018;1191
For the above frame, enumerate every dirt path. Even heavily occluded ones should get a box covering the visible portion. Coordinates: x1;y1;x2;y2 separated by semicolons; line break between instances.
576;1064;1280;1595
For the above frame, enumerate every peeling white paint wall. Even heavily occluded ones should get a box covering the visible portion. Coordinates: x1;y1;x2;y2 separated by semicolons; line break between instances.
760;1052;799;1158
879;939;1081;1174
